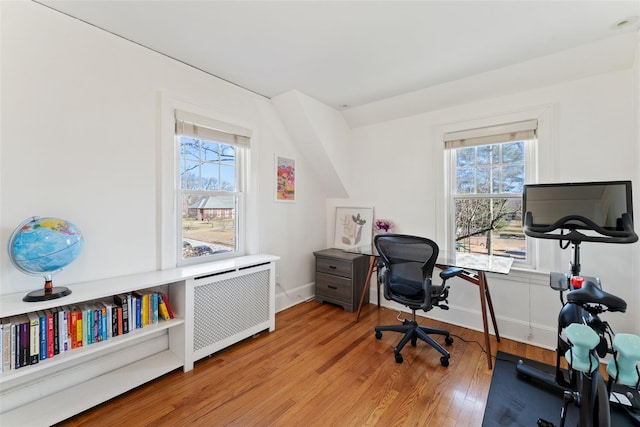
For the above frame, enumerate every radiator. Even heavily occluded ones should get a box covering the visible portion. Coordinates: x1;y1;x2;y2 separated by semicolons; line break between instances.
190;262;275;362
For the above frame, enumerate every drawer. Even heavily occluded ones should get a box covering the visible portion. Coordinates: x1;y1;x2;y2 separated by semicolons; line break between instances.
315;272;351;302
316;257;352;277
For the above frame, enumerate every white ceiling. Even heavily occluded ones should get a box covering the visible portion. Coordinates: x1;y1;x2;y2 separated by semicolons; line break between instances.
38;1;640;110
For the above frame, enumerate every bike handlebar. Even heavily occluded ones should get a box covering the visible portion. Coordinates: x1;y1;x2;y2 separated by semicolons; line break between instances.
523;212;638;244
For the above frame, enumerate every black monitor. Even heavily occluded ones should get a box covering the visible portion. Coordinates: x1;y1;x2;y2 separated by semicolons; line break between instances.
522;180;637;244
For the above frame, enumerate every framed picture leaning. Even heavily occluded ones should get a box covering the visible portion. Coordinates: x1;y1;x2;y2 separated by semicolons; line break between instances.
333;207;373;250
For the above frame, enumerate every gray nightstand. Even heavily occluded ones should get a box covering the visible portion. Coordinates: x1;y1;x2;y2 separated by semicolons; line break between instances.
313;248;369;312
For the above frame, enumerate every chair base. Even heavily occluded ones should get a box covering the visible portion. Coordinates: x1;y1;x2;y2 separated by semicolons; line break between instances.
375;316;452;366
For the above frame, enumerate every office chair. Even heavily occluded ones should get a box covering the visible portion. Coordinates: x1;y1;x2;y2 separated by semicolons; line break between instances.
373;234;461;366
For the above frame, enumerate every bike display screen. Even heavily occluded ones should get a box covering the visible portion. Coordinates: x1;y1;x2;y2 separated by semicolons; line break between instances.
523;181;633;231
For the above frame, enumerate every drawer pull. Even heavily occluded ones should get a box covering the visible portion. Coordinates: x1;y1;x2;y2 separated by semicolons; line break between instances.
329;265;337;269
328;285;338;290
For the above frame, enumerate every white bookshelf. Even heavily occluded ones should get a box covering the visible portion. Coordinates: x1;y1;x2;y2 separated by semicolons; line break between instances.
0;254;278;426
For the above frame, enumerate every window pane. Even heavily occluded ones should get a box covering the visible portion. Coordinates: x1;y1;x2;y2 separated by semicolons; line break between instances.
456;147;475;167
220;165;235;191
502;165;524;193
180;159;199;189
491;166;500;193
476;167;491;194
502;141;524;163
201;163;220;190
180;137;199;160
455;197;525;260
182;193;236;260
456;169;475;194
476;144;499;165
200;140;220;162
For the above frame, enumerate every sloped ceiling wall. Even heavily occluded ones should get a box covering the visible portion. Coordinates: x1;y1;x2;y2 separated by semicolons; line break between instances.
273;90;352;198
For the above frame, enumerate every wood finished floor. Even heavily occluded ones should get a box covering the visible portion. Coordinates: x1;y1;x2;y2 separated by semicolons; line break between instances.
56;301;555;426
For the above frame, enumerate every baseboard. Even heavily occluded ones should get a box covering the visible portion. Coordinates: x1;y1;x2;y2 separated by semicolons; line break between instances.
368;289;557;350
275;282;315;312
284;283;556;350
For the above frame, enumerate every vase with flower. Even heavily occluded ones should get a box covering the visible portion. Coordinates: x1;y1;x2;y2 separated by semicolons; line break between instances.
374;219;394;235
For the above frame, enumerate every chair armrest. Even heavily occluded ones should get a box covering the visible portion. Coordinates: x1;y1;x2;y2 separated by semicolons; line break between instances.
440;267;462;281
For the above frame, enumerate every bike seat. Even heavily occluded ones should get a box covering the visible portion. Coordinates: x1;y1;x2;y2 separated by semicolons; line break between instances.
567;280;627;313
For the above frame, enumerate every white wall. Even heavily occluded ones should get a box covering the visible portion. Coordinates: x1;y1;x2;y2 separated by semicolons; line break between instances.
0;2;327;309
347;68;638;348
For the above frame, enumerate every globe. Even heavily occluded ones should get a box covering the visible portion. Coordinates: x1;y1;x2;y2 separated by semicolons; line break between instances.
8;216;84;302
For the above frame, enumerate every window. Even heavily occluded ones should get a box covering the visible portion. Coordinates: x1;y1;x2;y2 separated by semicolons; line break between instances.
175;111;250;264
445;120;537;265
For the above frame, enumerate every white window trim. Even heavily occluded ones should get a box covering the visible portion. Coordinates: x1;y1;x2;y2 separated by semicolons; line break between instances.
159;94;253;269
434;104;555;273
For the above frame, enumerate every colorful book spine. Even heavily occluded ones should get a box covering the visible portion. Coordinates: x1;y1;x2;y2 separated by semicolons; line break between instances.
17;314;30;368
152;293;159;324
45;310;54;358
58;308;68;353
160;293;174;319
37;311;47;360
1;318;11;371
158;297;170;320
26;312;39;365
52;308;59;356
113;294;129;334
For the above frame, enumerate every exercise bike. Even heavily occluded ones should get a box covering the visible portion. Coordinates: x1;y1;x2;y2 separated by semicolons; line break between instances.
515;181;640;427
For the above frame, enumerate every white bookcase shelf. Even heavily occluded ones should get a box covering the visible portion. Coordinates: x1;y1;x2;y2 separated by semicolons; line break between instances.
0;254;278;427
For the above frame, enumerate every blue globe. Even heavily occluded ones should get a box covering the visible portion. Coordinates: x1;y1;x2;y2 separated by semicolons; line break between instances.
9;217;84;278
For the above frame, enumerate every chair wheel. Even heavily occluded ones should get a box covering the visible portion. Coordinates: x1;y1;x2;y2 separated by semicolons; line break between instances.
440;356;450;367
445;336;453;345
395;353;403;363
411;337;417;347
375;331;382;339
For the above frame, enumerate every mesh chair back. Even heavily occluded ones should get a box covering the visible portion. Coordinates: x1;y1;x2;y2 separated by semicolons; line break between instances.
374;234;438;286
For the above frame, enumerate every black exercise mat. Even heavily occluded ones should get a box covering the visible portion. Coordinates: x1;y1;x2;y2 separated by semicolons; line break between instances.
482;351;636;426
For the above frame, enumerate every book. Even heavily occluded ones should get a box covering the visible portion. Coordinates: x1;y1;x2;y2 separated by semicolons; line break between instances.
160;293;174;319
117;307;123;335
16;314;30;368
1;318;11;371
44;310;54;358
69;308;78;349
151;292;159;324
37;311;47;359
26;312;40;365
158;296;171;320
74;305;83;348
113;294;129;334
9;316;18;370
101;300;113;339
59;307;69;353
81;305;90;345
52;307;59;355
99;303;108;341
132;294;142;329
92;304;101;343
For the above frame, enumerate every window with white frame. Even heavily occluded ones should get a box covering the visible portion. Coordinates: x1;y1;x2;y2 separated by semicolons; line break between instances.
175;110;250;264
445;120;537;265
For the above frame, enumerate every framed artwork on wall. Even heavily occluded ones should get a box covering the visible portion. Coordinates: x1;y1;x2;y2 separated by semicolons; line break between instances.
334;207;374;249
275;155;296;202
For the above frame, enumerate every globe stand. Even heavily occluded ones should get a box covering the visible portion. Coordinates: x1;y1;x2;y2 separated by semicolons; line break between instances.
23;279;71;302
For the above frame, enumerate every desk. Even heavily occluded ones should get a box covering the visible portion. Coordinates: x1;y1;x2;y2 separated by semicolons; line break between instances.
436;253;513;370
353;247;513;370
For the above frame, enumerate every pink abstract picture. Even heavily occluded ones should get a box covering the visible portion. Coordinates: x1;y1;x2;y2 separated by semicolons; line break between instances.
276;156;295;201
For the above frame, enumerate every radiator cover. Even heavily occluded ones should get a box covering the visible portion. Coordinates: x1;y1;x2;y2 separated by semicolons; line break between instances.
191;264;274;361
